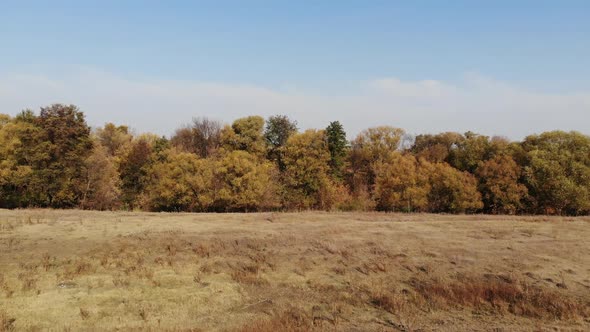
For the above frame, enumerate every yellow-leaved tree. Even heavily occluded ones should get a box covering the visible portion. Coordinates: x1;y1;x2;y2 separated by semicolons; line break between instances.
348;126;406;199
282;129;348;210
220;116;267;159
476;154;528;214
0;115;33;208
141;149;215;212
213;150;280;211
80;144;122;210
427;162;483;213
373;153;430;212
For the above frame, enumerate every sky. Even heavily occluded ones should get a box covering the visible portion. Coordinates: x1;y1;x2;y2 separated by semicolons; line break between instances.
0;0;589;139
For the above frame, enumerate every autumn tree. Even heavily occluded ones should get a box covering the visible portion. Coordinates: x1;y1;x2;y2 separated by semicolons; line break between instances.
487;136;513;156
411;132;464;163
170;117;222;158
95;123;133;158
221;116;267;158
282;130;346;210
142;149;279;212
264;115;298;171
213;150;280;211
475;154;528;214
81;144;122;210
427;162;483;213
0;114;9;126
119;136;156;209
349;126;405;196
0;115;34;207
1;104;589;215
142;149;215;212
373;153;430;212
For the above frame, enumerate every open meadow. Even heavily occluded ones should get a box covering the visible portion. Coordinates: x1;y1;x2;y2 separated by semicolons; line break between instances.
0;210;589;331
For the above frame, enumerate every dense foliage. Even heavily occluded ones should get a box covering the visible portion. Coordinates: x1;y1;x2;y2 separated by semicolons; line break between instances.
1;104;589;215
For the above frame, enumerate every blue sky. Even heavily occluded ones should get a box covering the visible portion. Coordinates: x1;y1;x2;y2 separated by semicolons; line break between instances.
1;1;589;138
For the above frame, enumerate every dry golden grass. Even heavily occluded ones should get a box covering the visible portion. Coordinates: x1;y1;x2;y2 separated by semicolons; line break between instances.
0;210;589;331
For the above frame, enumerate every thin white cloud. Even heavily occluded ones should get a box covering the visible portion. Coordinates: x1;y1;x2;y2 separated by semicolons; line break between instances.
369;78;460;98
0;67;588;140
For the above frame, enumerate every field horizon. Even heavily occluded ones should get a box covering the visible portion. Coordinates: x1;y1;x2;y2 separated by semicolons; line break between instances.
1;209;589;331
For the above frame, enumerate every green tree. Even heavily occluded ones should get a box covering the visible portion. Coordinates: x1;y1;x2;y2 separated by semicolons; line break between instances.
29;104;93;207
264;115;298;171
325;121;348;180
521;131;590;215
448;131;492;173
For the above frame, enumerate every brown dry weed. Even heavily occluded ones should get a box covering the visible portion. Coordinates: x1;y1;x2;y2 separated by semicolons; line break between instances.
0;210;589;331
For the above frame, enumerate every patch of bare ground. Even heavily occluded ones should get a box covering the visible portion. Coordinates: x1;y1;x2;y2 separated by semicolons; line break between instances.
0;209;588;331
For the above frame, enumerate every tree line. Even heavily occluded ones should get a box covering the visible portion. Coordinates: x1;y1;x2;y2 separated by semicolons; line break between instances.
1;104;589;215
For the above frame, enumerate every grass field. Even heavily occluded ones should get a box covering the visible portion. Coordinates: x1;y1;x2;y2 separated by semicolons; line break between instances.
0;210;589;331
